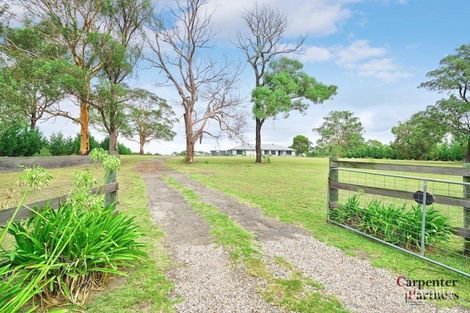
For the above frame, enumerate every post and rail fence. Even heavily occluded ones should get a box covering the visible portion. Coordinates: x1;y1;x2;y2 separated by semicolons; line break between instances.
328;158;470;278
0;156;118;226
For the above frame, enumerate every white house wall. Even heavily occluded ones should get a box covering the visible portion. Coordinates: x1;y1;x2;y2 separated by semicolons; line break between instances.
226;150;295;156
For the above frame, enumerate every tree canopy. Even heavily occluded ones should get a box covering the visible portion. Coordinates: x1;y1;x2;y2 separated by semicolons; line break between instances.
0;25;82;129
289;135;312;155
122;89;176;155
314;110;364;157
252;58;337;121
419;43;470;160
391;112;446;159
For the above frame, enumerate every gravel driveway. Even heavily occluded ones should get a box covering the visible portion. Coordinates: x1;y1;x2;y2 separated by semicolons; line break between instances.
137;160;468;313
137;161;279;313
164;164;467;313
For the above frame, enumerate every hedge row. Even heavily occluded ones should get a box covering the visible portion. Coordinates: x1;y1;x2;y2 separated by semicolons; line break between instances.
0;122;133;157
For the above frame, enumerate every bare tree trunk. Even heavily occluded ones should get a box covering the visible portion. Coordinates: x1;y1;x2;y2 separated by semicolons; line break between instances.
184;111;195;163
109;127;118;155
186;139;195;163
255;118;262;163
79;98;89;155
30;112;37;130
139;141;144;155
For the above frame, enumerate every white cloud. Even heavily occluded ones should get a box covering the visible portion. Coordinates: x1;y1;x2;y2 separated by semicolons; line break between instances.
356;57;411;82
334;40;387;66
205;0;357;39
300;46;332;62
300;40;410;82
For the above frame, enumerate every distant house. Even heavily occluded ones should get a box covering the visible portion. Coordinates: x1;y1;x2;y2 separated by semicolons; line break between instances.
226;144;295;157
210;150;227;156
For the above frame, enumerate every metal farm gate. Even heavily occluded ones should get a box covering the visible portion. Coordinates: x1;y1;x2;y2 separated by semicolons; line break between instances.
327;158;470;278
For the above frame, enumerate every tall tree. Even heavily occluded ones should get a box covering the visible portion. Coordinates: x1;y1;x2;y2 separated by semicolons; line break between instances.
0;26;80;129
18;0;112;154
419;44;470;161
253;57;336;154
290;135;312;155
314;111;364;157
90;0;151;154
147;0;244;163
237;3;304;163
419;43;470;256
391;111;445;160
123;89;175;155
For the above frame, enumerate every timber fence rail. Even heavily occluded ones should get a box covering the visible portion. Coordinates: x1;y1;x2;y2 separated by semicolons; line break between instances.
328;158;470;278
0;155;118;226
0;155;91;172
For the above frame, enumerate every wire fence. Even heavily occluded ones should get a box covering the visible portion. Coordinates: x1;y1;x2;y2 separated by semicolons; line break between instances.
327;159;470;278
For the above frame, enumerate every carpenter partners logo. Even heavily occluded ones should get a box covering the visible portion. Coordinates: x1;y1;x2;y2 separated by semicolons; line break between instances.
396;276;459;305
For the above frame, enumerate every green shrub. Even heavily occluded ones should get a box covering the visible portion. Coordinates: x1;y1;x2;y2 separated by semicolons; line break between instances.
0;152;142;310
1;203;145;306
0;122;45;156
48;133;75;155
35;146;52;156
331;196;452;251
99;137;133;155
70;134;101;154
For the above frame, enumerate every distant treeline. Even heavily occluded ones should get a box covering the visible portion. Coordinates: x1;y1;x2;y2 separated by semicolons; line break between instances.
306;139;466;161
0;121;133;157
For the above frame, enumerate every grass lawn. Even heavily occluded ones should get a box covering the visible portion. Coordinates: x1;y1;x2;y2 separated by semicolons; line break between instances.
0;156;175;312
0;164;104;210
166;156;470;309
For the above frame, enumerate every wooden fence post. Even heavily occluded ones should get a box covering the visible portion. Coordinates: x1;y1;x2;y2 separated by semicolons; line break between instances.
328;157;338;222
105;169;117;209
464;163;470;256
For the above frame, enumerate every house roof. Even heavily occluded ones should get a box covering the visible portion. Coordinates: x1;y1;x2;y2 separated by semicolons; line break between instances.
227;143;295;151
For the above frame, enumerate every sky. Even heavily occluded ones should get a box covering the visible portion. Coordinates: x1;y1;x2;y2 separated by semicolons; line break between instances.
34;0;470;154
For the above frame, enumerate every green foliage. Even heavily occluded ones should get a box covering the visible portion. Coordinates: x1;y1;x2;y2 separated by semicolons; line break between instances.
391;111;446;160
123;89;176;154
89;148;121;174
252;57;336;121
419;44;469;96
289;135;312;155
19;167;53;190
0;130;132;156
99;137;133;155
0;166;54;312
1;203;145;306
0;121;45;156
47;133;75;155
314;111;365;157
0;25;85;128
418;43;470;160
0;129;134;157
428;140;466;161
0;161;145;310
35;146;52;157
331;196;452;251
66;170;103;210
344;140;395;159
341;138;466;161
